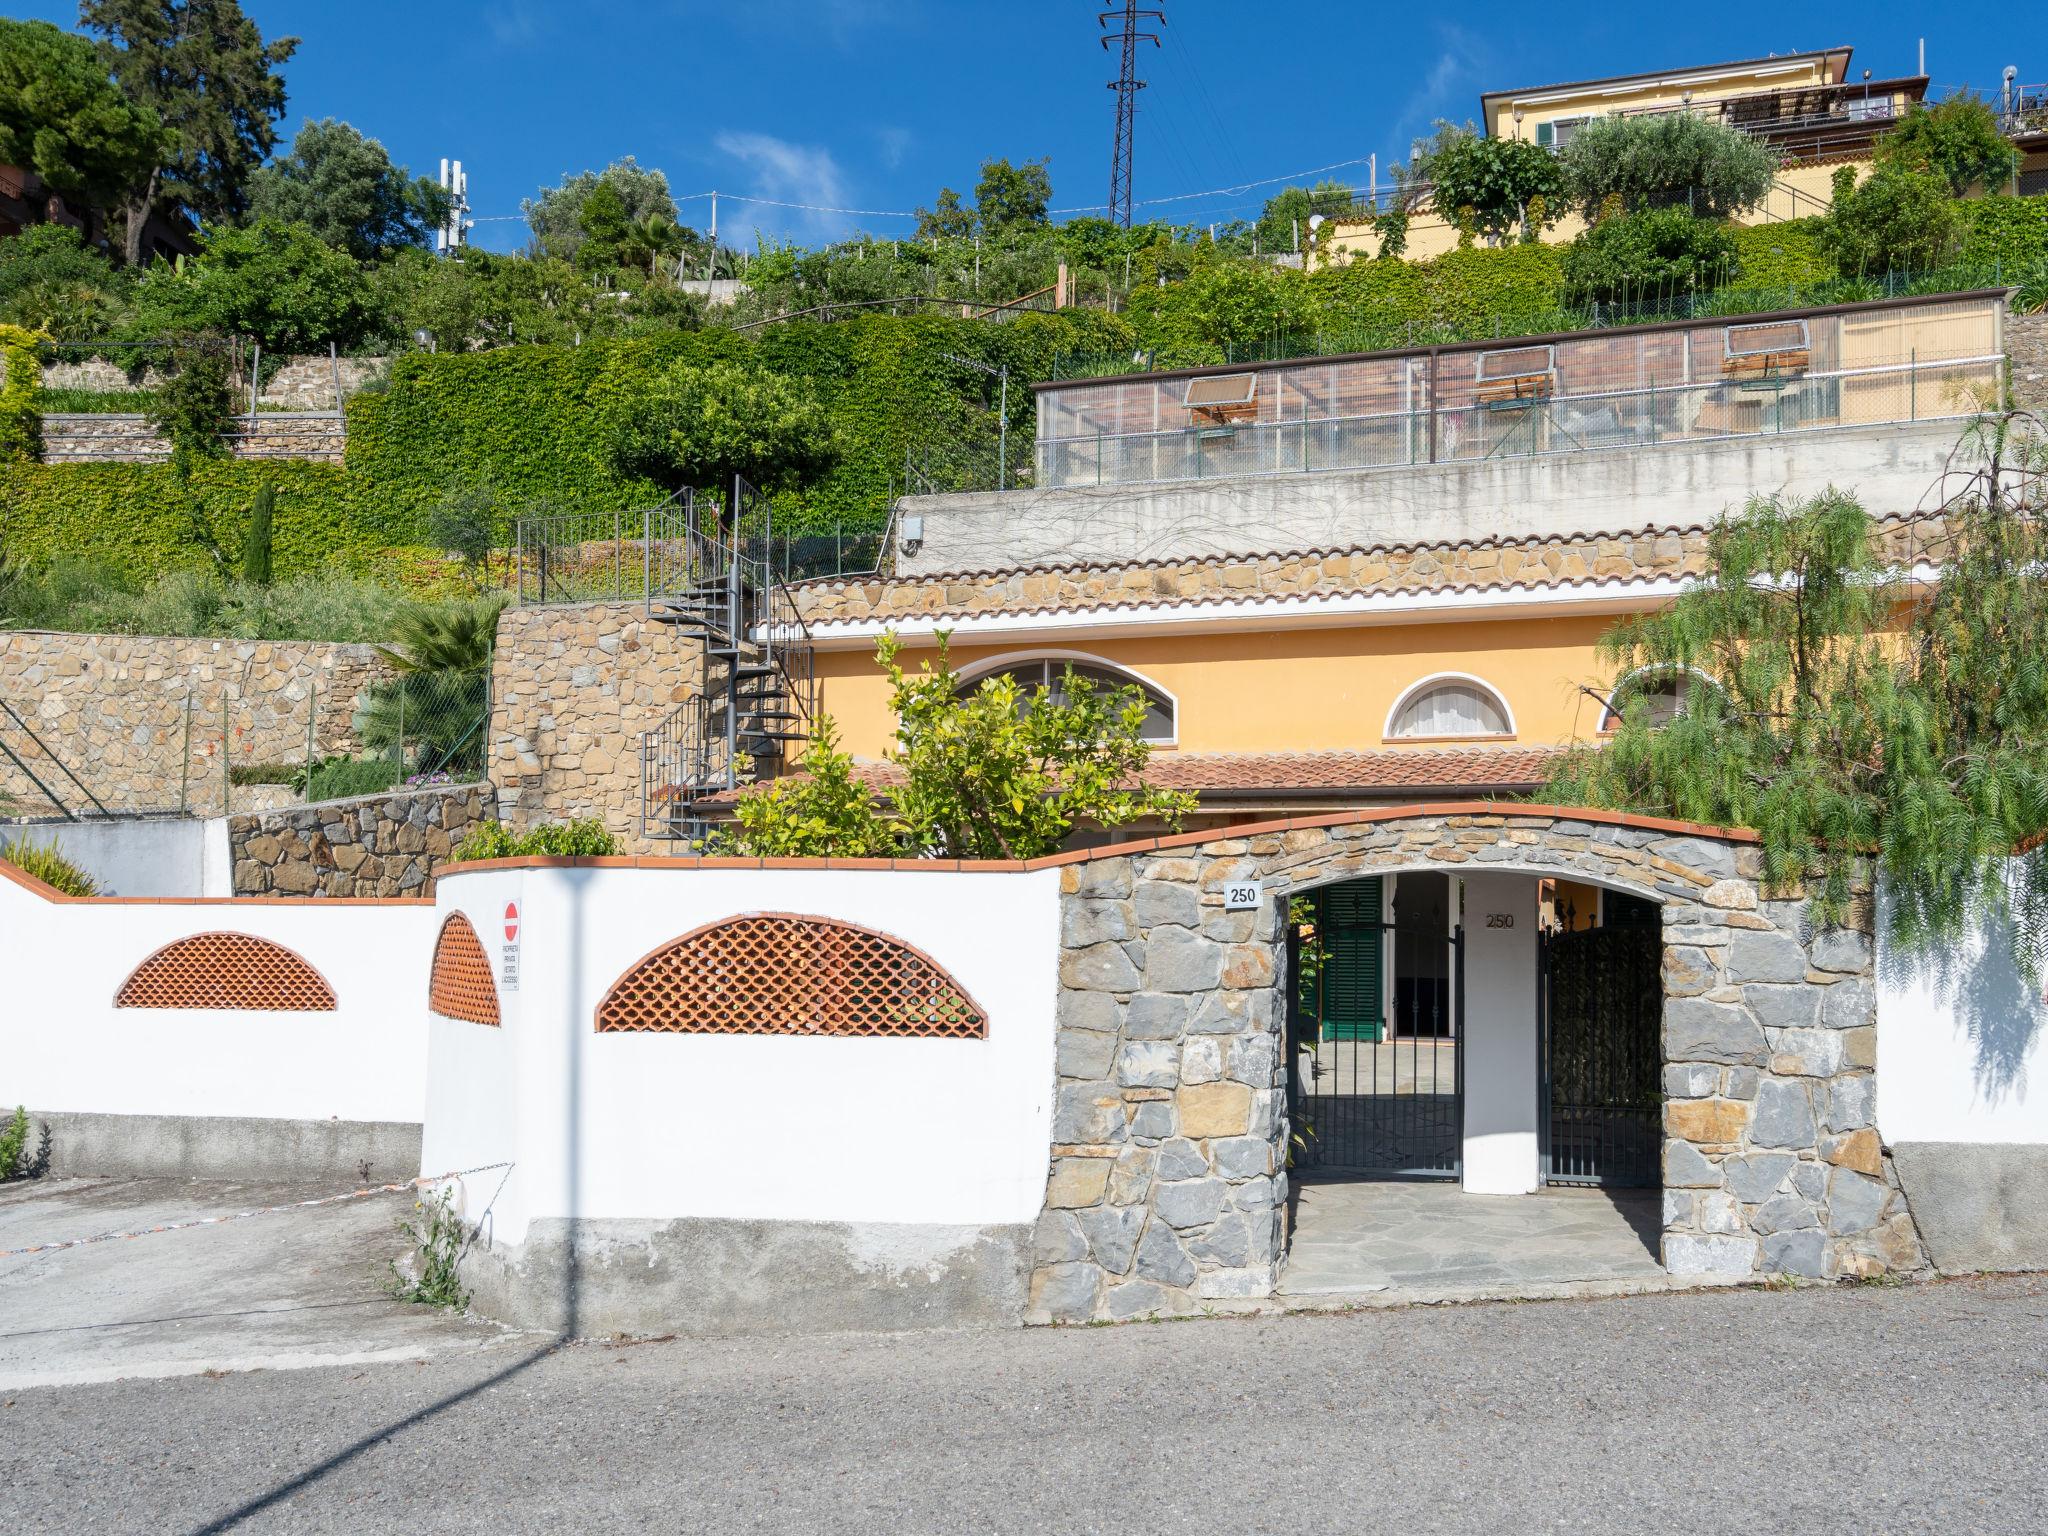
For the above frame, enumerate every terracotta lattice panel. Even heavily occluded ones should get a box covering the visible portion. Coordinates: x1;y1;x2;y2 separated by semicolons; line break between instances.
595;914;986;1038
429;913;501;1026
114;932;338;1012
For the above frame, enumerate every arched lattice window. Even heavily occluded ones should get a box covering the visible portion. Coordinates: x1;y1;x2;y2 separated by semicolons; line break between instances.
115;933;337;1011
595;914;986;1038
956;656;1175;742
429;912;501;1026
1386;674;1514;740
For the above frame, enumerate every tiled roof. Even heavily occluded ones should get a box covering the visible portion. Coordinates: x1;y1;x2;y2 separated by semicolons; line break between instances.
704;745;1562;807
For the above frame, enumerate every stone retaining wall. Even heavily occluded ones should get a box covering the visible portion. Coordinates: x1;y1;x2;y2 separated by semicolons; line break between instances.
0;631;392;818
39;413;347;465
38;353;386;410
227;781;494;897
1031;810;1923;1323
487;602;700;853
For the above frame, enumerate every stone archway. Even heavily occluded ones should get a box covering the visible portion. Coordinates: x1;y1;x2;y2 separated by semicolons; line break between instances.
1028;806;1923;1324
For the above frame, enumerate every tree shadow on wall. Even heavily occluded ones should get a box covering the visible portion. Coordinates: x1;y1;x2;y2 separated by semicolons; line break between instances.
1879;886;2045;1109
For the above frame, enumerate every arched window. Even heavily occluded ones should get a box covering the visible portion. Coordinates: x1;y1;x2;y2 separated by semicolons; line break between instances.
1600;667;1713;732
956;655;1175;743
1385;675;1514;740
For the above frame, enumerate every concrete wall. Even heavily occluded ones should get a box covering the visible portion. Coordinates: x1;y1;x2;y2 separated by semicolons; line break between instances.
2012;308;2048;411
1459;871;1542;1195
228;781;495;897
0;630;392;818
0;861;435;1179
423;861;1062;1335
1877;873;2048;1272
487;602;700;853
0;814;229;897
897;420;1963;576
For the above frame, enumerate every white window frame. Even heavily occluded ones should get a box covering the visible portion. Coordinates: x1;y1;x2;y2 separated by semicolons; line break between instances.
953;649;1180;747
1382;671;1518;741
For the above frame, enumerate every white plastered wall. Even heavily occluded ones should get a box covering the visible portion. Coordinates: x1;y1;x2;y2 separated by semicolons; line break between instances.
0;870;435;1125
1877;876;2048;1144
1458;872;1542;1193
422;865;1064;1247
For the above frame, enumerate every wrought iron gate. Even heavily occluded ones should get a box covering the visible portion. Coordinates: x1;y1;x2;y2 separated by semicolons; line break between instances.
1538;924;1663;1186
1289;904;1464;1180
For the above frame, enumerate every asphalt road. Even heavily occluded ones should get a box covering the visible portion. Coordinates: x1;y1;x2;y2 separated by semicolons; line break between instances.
6;1273;2045;1535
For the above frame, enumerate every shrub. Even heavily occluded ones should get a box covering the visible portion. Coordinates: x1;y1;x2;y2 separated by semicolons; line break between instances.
1557;113;1779;220
0;320;42;463
448;818;619;863
229;762;302;786
38;386;158;413
145;336;239;461
1561;209;1742;303
0;837;100;896
0;225;128;339
608;359;841;502
242;482;276;586
1;1105;40;1180
0;559;412;642
301;754;403;803
1408;122;1566;245
1875;94;2023;197
1818;165;1958;276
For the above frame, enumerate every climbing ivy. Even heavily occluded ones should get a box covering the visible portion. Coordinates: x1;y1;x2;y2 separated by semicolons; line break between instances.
0;323;43;464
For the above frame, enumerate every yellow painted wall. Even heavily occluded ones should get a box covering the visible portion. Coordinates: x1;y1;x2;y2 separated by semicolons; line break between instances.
812;614;1630;762
1481;58;1836;142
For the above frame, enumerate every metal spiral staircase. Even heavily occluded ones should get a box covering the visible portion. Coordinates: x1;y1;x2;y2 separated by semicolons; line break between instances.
640;478;818;845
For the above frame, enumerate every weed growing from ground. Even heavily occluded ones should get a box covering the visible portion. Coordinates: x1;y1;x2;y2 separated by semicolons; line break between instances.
389;1186;471;1309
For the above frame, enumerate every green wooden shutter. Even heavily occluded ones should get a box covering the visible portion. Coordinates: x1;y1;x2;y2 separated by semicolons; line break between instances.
1318;878;1384;1042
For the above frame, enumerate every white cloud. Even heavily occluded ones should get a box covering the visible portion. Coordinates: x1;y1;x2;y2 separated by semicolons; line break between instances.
1389;25;1490;158
875;126;913;171
712;131;852;236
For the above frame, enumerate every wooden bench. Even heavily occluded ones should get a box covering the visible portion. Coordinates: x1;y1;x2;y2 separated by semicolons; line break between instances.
1722;349;1811;386
1474;372;1554;408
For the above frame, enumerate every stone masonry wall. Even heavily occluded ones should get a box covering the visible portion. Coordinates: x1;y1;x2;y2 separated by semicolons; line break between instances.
793;516;1945;628
488;602;701;854
38;353;386;410
1031;810;1923;1323
228;781;494;897
0;631;393;818
2011;308;2048;411
39;414;347;465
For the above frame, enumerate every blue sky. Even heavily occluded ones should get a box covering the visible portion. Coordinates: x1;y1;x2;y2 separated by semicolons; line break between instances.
10;2;2027;251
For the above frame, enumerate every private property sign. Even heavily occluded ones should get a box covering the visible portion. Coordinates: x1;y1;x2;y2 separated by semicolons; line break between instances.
501;901;521;992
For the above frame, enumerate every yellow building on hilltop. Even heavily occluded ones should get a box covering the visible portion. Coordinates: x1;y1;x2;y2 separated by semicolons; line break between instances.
1319;45;2045;264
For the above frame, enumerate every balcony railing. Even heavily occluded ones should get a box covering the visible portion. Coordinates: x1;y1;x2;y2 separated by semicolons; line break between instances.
1034;355;2003;491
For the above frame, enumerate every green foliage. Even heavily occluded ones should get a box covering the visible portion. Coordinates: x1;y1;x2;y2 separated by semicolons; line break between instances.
1409;121;1566;244
82;0;299;264
1876;94;2023;197
0;320;42;463
240;479;274;584
723;635;1196;859
1556;112;1778;219
301;753;401;802
248;118;452;260
1952;194;2048;275
608;357;842;499
1121;258;1324;368
1253;182;1355;256
448;817;620;862
388;1186;469;1310
524;156;684;267
1726;220;1833;290
0;225;131;338
227;760;298;785
1;836;100;895
0;556;410;641
0;1105;30;1179
1818;165;1958;275
144;334;236;459
1309;239;1569;347
0;18;164;234
426;484;503;584
915;157;1053;243
131;217;379;350
39;385;157;412
1549;417;2048;976
1561;209;1741;303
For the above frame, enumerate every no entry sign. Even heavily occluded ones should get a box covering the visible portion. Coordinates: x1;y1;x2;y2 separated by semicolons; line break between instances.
501;900;521;991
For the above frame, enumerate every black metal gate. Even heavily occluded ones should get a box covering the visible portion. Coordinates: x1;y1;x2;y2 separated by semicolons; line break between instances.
1538;924;1663;1186
1288;916;1465;1180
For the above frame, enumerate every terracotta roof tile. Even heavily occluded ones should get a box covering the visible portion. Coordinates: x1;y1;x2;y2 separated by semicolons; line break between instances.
700;745;1562;807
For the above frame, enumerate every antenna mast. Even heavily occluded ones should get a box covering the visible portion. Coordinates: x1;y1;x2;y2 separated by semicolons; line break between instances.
1099;2;1163;228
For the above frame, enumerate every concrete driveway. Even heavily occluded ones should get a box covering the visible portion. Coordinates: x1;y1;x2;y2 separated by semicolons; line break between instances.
0;1176;518;1391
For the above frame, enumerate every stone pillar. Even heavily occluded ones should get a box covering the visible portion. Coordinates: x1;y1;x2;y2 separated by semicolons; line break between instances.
1032;849;1290;1323
1459;871;1541;1195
